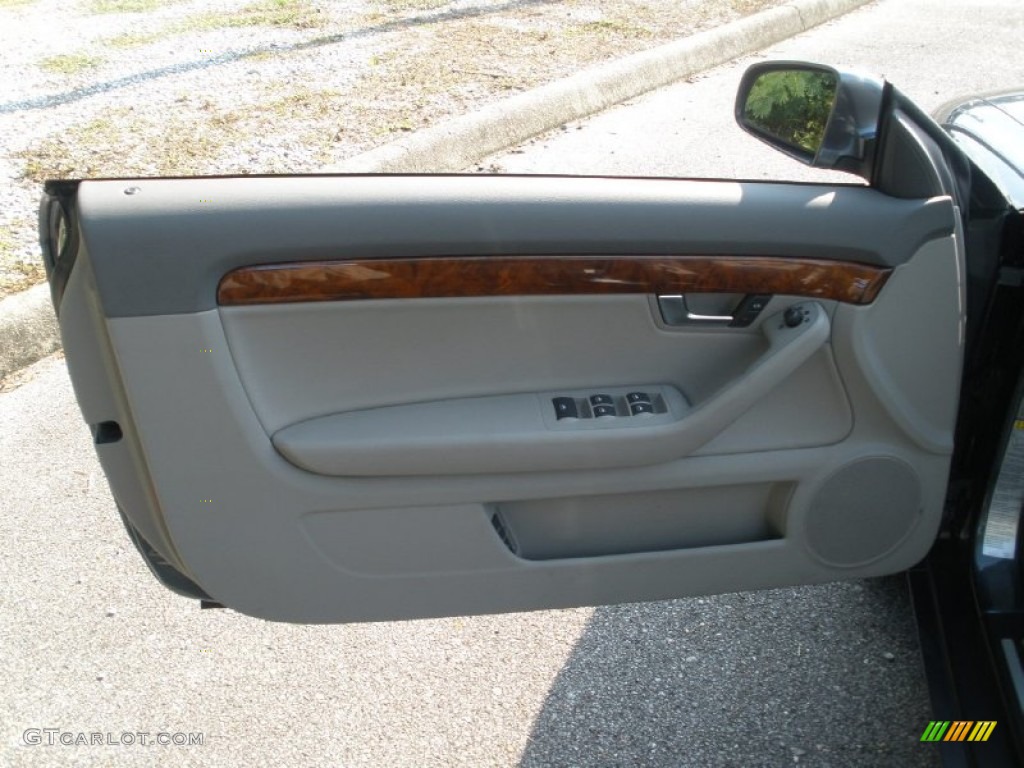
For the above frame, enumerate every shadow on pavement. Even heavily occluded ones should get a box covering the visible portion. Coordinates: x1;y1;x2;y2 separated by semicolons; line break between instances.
518;576;939;767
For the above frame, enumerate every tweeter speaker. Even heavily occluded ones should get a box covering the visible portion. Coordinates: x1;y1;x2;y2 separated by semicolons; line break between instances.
804;457;921;567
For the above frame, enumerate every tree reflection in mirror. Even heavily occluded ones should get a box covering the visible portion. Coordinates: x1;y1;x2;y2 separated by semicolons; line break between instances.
741;70;838;158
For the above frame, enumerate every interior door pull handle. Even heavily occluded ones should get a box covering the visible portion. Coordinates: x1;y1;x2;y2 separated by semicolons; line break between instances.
657;294;773;328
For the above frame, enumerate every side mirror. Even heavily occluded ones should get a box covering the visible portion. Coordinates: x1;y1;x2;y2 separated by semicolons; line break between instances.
735;61;886;181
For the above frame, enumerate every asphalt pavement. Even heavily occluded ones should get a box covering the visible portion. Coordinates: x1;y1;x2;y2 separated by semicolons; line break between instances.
4;0;1024;766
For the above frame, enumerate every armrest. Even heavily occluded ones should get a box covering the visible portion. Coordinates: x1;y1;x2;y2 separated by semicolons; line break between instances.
272;303;830;476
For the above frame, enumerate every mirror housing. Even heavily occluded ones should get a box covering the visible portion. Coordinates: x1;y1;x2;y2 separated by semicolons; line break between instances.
735;61;887;181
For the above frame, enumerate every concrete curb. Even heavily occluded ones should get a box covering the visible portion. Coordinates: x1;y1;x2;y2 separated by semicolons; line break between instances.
0;282;59;381
1;0;872;382
326;0;872;173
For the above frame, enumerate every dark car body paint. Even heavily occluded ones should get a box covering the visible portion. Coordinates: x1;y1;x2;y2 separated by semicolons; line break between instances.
906;91;1024;767
939;92;1024;210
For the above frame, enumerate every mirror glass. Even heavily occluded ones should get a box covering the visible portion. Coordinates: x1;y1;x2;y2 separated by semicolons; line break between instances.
740;69;838;159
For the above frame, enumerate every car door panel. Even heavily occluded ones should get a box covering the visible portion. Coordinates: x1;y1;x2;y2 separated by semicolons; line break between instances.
46;174;963;622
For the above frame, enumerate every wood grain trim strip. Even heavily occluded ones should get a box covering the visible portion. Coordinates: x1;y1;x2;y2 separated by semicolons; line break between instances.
217;256;891;306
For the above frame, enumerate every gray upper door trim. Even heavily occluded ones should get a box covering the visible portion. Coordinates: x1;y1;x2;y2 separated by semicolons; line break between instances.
70;175;955;317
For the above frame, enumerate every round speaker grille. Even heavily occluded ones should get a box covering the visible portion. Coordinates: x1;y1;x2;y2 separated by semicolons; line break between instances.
804;457;921;567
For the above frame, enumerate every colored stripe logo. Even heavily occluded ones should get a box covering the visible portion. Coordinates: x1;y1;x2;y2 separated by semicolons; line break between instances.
921;721;997;742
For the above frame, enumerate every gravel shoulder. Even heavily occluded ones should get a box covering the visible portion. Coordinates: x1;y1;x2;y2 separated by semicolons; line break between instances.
0;0;783;298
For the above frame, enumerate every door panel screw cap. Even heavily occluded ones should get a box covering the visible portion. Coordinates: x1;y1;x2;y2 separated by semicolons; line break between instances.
123;186;141;195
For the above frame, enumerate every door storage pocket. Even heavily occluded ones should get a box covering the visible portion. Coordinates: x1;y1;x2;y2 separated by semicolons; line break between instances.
493;484;790;560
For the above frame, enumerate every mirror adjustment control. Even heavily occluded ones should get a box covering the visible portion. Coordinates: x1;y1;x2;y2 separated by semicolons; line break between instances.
590;394;614;406
630;402;655;415
593;404;617;418
626;392;651;404
783;305;804;328
552;397;578;419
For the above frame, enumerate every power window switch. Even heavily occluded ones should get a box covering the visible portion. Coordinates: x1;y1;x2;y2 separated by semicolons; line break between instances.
593;404;617;418
626;392;651;404
590;394;614;407
552;397;578;420
630;402;655;416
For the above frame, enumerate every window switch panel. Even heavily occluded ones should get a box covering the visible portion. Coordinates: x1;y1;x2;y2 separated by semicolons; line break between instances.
543;385;687;429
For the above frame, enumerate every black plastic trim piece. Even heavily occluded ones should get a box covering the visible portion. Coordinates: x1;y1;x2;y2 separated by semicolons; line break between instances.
117;506;213;603
37;181;82;316
91;421;123;445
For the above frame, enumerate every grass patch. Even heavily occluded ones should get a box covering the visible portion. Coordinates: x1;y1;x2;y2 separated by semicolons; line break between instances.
241;50;276;62
22;116;127;180
104;0;329;48
185;0;324;31
570;18;652;40
376;0;450;11
20;86;344;182
103;30;167;48
0;225;16;259
729;0;775;11
22;109;246;179
0;225;46;298
0;260;47;295
263;87;346;162
265;87;342;117
38;53;105;74
104;0;328;49
88;0;167;12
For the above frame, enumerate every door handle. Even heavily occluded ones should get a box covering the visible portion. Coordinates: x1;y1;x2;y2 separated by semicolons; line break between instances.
658;293;774;328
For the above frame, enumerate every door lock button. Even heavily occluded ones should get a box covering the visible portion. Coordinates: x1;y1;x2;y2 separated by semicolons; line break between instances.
729;293;774;327
552;397;578;419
